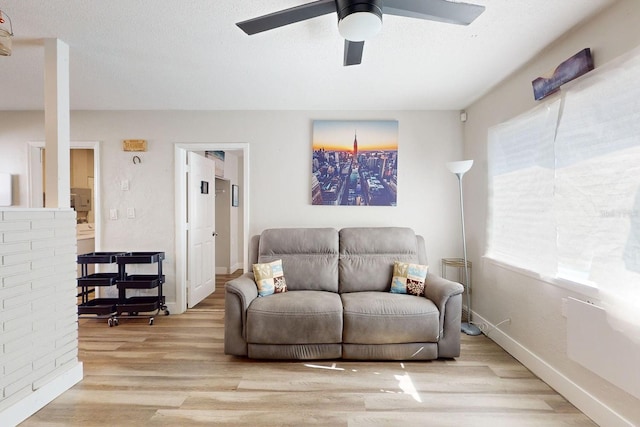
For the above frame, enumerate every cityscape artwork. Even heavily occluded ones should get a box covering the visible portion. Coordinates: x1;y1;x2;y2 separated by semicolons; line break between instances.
312;120;398;206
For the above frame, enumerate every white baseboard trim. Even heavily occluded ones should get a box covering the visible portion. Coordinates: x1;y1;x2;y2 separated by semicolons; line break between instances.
230;262;243;273
1;362;83;427
215;266;228;274
473;312;635;427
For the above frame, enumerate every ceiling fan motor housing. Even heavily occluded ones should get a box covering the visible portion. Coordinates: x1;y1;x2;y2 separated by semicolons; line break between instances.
336;0;383;20
336;0;383;41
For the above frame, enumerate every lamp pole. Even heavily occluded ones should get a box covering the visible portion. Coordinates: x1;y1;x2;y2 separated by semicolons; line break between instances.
447;160;481;336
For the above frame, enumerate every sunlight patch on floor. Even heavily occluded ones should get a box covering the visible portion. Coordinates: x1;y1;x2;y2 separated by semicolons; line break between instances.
395;372;422;403
304;363;345;371
304;361;422;402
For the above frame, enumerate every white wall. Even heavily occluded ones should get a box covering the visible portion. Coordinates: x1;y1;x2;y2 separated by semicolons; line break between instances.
463;1;640;425
0;110;465;309
0;113;39;207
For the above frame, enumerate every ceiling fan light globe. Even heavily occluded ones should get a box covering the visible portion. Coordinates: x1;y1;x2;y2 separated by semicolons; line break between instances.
338;12;382;41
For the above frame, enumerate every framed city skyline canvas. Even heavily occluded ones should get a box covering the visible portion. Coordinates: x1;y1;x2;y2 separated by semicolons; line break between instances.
312;120;398;206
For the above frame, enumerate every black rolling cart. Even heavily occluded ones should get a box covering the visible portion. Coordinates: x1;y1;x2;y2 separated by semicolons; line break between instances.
77;252;123;327
76;251;169;326
115;251;169;326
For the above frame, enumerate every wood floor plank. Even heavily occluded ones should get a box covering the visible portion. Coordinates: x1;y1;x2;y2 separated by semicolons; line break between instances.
181;391;366;411
36;388;188;408
19;271;597;426
150;409;351;427
78;375;242;392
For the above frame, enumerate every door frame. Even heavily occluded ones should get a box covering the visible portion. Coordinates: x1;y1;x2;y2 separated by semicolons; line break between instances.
27;140;102;250
174;142;250;314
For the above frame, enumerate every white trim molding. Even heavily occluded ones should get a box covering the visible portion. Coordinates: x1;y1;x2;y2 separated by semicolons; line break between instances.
474;312;635;427
0;363;83;427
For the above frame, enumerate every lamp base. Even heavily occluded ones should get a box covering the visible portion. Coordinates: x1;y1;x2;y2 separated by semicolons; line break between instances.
461;322;482;336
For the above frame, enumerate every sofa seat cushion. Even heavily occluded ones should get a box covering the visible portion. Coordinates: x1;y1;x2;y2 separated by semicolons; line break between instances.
247;291;343;345
341;292;439;344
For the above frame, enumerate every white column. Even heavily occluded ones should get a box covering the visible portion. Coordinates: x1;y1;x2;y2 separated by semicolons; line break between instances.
44;38;71;208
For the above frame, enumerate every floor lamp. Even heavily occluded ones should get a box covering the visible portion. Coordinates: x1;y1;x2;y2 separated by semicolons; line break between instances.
447;160;482;336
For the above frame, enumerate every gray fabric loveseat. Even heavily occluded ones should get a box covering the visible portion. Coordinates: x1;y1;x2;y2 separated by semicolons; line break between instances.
224;227;464;360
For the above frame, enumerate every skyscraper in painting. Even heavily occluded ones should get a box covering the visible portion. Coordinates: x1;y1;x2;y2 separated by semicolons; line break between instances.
311;120;398;206
353;131;358;161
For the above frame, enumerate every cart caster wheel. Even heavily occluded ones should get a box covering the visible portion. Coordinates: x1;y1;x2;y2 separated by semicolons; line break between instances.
108;318;114;327
113;318;119;326
164;310;170;316
149;317;154;326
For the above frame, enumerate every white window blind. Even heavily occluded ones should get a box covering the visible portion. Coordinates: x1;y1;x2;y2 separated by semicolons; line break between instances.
487;100;560;278
487;47;640;337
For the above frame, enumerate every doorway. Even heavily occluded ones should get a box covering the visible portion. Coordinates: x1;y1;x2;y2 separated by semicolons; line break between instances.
27;141;102;250
174;143;249;314
214;178;242;274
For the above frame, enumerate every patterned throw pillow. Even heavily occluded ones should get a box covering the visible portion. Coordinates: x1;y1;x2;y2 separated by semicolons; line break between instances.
390;261;429;296
252;259;288;297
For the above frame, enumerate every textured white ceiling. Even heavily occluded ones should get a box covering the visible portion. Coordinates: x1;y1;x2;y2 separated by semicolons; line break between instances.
0;0;615;110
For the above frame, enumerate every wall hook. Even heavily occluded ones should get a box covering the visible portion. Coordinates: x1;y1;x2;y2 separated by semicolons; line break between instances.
133;155;141;164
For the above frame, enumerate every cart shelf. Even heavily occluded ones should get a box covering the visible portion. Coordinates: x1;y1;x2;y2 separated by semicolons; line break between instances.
117;296;163;314
116;252;165;264
77;252;125;264
116;274;165;289
77;272;120;287
78;298;119;316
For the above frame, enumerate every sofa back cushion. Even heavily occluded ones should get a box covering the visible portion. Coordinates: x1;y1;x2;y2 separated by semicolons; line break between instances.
257;228;339;292
339;227;425;293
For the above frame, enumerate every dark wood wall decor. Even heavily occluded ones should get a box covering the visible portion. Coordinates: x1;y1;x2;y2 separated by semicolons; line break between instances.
532;48;594;101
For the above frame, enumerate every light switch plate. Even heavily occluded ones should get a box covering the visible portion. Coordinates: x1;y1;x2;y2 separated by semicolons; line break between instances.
110;208;118;220
121;180;130;191
127;207;135;219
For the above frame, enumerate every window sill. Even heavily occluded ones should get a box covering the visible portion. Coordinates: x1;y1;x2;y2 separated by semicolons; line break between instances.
483;256;600;300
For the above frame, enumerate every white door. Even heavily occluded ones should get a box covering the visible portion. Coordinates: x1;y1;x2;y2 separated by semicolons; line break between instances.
187;152;216;307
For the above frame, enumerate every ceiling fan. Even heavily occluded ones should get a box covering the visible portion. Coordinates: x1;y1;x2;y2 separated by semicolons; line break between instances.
236;0;485;66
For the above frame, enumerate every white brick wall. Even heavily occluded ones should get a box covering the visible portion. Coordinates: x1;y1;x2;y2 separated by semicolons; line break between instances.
0;209;80;413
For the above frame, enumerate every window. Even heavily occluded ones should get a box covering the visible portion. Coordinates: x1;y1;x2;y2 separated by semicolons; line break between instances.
487;46;640;335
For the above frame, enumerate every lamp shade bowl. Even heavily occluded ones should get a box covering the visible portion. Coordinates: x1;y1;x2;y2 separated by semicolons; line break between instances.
446;160;473;175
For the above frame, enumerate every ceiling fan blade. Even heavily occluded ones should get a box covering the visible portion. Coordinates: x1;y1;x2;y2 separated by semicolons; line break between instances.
344;40;364;66
383;0;485;25
237;0;336;35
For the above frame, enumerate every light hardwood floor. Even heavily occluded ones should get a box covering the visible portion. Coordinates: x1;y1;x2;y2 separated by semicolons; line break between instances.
21;273;596;426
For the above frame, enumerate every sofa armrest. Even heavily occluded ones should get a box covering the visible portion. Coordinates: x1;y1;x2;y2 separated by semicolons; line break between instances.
424;274;464;358
424;274;464;309
226;273;259;307
224;273;259;356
